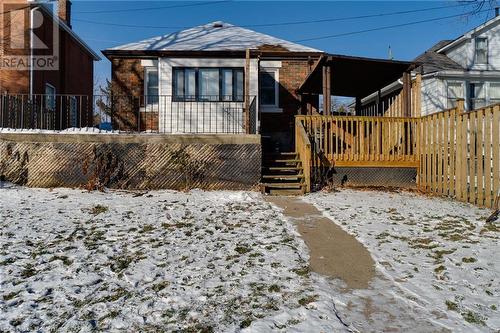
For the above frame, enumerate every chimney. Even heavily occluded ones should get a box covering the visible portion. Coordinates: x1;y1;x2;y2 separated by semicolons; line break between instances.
58;0;72;28
495;7;499;17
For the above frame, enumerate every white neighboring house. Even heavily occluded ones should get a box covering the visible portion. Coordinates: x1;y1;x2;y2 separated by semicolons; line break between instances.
360;13;500;116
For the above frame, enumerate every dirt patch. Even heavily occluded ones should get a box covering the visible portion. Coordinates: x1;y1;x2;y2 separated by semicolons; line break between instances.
267;196;375;289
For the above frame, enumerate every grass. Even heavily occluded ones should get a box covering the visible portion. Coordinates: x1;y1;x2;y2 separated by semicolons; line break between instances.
298;295;319;306
268;285;280;293
445;300;458;311
90;205;108;216
434;265;446;274
461;310;486;326
234;245;251;255
461;257;477;263
292;266;310;276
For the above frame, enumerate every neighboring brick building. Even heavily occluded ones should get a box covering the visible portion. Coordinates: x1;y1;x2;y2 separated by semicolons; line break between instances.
0;0;100;128
102;21;323;148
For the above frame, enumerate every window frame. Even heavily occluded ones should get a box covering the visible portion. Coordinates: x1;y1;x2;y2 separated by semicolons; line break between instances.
172;67;244;102
489;82;500;105
474;37;488;65
44;83;56;112
469;82;487;110
259;68;281;113
446;80;464;109
144;67;159;106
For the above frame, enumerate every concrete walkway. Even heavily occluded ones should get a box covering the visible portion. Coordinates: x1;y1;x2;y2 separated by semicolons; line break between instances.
266;196;375;289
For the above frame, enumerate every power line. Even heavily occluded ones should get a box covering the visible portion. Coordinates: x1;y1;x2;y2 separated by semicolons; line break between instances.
293;8;491;42
72;3;475;30
74;0;231;14
242;3;472;28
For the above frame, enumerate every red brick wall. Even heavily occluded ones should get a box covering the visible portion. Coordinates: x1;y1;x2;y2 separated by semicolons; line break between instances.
1;3;95;129
260;58;318;151
110;58;145;130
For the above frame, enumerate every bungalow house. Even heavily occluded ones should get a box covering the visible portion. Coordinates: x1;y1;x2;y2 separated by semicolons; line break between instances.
102;21;323;151
357;11;500;116
0;0;100;129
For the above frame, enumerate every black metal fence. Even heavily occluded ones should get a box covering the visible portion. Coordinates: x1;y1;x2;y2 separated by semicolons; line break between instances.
0;94;258;134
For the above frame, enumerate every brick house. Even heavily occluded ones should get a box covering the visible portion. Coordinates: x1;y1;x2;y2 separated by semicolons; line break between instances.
0;0;100;128
102;21;323;150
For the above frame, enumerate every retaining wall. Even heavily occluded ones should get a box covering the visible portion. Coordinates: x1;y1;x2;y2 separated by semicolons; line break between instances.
0;133;261;191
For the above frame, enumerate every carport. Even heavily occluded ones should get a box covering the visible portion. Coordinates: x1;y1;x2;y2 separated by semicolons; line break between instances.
297;54;417;116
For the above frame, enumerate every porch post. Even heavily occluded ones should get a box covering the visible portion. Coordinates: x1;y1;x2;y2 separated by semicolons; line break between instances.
326;64;331;115
322;65;331;115
377;90;382;116
414;73;422;117
355;96;361;115
402;71;411;117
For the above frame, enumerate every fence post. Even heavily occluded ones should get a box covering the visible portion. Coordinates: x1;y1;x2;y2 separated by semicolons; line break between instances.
456;98;465;114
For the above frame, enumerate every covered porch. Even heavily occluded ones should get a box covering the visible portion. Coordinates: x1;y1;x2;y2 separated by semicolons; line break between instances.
261;54;421;194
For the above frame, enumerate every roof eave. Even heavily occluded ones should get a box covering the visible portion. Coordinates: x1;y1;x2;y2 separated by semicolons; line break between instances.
37;5;101;61
436;15;500;54
101;49;324;60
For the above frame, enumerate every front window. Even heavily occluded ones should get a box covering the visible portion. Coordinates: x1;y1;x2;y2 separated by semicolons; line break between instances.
259;70;277;106
145;68;159;105
469;83;486;110
475;37;488;65
173;67;244;102
45;84;56;111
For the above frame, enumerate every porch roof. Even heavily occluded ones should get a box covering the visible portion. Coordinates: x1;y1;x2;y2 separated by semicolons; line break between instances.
297;54;417;97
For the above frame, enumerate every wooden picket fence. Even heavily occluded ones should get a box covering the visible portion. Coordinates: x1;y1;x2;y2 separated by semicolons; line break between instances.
296;103;500;208
296;115;420;168
418;104;500;208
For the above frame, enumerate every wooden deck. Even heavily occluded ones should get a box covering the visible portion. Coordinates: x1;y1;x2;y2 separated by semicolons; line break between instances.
295;102;500;208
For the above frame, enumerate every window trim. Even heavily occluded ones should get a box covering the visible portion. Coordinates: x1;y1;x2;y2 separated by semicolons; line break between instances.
259;68;282;113
172;67;244;102
474;37;488;65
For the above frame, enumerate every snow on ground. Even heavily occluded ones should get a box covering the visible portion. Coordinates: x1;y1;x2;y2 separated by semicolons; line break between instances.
0;185;347;333
306;189;500;333
0;128;119;134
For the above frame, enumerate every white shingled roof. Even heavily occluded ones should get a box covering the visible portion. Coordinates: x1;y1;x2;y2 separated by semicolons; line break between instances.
107;21;323;53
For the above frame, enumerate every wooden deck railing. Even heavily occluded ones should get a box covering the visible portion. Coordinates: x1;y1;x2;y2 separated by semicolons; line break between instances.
295;103;500;208
418;104;500;208
296;115;420;168
295;118;312;192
